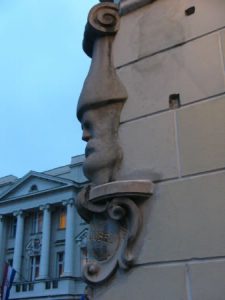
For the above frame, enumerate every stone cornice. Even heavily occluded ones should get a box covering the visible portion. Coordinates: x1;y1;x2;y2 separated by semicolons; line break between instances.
0;185;78;206
0;170;83;201
119;0;156;15
0;186;79;209
0;197;74;216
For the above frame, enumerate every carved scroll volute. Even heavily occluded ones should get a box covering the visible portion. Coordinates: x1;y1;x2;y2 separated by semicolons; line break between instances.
83;2;120;58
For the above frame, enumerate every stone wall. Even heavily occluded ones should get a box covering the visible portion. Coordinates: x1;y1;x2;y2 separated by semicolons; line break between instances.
95;0;225;299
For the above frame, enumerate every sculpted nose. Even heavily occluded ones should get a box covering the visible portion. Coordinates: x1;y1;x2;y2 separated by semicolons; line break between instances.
82;128;91;142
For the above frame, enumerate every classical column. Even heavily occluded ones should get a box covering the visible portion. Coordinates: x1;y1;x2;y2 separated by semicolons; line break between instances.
62;199;75;276
13;210;24;281
39;204;51;279
0;215;5;283
0;215;4;255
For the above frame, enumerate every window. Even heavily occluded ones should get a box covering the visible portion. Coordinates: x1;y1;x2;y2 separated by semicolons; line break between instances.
22;284;27;292
45;281;51;289
56;252;64;277
29;184;38;192
29;256;40;281
37;212;43;233
58;208;66;229
15;284;21;292
9;217;17;238
31;211;43;234
8;259;13;267
52;280;58;289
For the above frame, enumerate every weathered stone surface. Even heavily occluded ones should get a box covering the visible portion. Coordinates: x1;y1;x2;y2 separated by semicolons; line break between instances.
94;264;187;300
76;1;144;286
81;103;124;185
77;0;225;295
138;171;225;264
118;32;225;122
76;179;154;284
118;111;179;181
119;0;155;15
220;28;225;70
89;179;154;201
190;260;225;300
177;96;225;176
114;0;225;67
77;2;127;185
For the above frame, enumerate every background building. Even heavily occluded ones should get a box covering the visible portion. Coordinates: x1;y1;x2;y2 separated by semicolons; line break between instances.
0;155;88;300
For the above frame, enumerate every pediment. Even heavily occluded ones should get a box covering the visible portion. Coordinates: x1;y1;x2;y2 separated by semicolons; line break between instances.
0;171;74;201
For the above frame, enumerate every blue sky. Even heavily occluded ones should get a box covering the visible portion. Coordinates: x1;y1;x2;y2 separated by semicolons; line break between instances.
0;0;97;178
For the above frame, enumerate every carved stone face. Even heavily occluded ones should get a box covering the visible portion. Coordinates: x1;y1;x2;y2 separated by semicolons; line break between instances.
81;102;123;185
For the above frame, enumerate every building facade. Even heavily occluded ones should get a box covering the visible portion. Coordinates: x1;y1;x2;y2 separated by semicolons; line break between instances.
80;0;225;299
0;155;88;300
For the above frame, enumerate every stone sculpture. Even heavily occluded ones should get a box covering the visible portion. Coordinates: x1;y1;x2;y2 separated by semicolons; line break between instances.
76;0;154;285
77;1;127;186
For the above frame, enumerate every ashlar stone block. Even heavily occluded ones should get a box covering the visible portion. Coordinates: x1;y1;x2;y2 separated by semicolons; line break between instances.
220;29;225;74
138;171;225;264
114;0;225;66
177;95;225;176
119;111;179;181
190;259;225;300
118;33;225;122
94;264;187;300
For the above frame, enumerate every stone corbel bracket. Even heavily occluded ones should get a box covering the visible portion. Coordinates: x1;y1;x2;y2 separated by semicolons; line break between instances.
76;180;154;284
